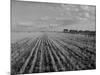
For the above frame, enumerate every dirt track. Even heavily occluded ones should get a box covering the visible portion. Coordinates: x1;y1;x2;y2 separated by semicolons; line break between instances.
11;32;96;75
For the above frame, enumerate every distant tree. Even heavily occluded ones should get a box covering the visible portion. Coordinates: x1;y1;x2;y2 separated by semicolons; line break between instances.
78;30;83;33
78;30;96;37
69;30;78;34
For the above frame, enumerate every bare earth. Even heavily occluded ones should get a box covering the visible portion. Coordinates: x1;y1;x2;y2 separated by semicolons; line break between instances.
11;32;96;75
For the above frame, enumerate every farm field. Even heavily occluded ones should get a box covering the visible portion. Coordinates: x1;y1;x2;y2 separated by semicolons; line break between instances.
11;32;96;75
11;32;43;43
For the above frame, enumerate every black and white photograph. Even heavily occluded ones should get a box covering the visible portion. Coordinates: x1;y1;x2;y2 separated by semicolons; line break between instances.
11;0;96;75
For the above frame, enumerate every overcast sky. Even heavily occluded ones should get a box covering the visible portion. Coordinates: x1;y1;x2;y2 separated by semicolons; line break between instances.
11;0;96;31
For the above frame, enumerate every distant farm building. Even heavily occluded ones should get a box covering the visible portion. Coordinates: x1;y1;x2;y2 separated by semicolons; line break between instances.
63;29;68;32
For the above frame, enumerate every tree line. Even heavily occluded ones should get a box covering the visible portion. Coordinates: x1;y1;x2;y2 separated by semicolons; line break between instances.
63;29;96;36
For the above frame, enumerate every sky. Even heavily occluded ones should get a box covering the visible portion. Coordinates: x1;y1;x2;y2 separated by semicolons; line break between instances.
11;0;96;31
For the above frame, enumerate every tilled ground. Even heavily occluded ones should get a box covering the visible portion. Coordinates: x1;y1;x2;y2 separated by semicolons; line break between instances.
11;33;96;75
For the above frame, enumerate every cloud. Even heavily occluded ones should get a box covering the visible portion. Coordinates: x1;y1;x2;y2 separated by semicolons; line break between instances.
11;1;96;31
